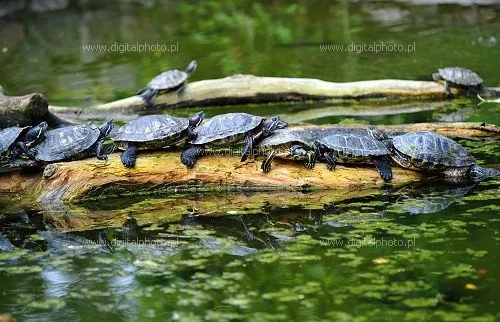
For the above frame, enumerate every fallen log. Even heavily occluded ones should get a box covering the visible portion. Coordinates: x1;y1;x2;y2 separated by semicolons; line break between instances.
48;75;500;115
0;152;422;206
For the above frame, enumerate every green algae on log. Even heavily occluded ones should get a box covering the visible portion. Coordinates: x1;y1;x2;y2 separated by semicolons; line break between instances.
0;153;422;206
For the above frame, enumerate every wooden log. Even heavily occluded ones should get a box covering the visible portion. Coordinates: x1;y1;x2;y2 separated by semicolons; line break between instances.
49;75;496;115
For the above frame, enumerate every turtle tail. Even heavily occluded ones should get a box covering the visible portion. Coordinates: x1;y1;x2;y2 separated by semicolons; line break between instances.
469;165;500;182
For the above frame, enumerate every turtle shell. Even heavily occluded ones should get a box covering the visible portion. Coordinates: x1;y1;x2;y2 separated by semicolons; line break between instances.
317;133;389;157
191;113;263;145
147;70;188;91
0;127;28;155
259;129;315;148
392;131;476;167
113;115;189;143
437;67;483;86
35;124;100;162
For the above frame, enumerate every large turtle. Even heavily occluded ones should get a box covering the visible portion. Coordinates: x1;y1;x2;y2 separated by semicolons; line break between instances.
35;120;114;162
181;113;288;168
137;60;197;105
312;133;393;182
432;67;483;97
0;121;48;160
368;126;500;182
258;129;316;172
112;112;204;168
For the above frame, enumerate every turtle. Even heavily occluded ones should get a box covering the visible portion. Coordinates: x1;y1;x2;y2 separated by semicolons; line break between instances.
35;120;114;163
368;126;500;182
112;112;204;168
258;129;316;172
432;67;484;97
137;60;197;105
181;113;289;168
312;133;393;182
0;121;48;161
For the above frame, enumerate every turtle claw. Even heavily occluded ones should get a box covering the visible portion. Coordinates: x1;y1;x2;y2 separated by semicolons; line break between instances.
305;162;315;170
326;164;335;171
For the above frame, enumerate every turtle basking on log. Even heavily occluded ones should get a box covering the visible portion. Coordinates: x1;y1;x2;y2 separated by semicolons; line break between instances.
369;126;500;182
432;67;484;97
137;60;198;105
112;112;204;168
0;122;48;162
181;113;288;168
312;133;393;182
258;129;316;173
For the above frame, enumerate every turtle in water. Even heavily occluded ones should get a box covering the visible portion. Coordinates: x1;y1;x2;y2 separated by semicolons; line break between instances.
112;112;204;168
34;120;114;163
181;113;288;168
137;60;197;105
368;126;500;182
432;67;483;97
258;129;316;172
312;133;393;182
0;121;48;161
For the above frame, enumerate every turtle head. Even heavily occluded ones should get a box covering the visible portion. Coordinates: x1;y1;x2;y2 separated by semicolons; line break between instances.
469;165;500;182
189;111;204;127
185;60;198;76
25;121;48;145
98;120;114;138
432;72;442;82
262;116;288;136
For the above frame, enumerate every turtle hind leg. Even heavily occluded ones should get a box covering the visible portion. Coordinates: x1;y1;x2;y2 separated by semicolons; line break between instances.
181;145;203;168
120;144;138;168
241;132;253;162
374;155;393;182
139;88;157;107
261;150;276;173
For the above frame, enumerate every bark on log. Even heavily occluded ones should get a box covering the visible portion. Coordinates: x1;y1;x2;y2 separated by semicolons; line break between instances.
48;75;499;115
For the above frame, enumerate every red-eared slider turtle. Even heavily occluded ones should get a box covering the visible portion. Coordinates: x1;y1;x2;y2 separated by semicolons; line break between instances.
369;126;500;182
137;60;197;105
432;67;483;97
181;113;288;168
35;120;114;162
258;129;316;172
112;112;204;168
312;133;393;182
0;121;48;161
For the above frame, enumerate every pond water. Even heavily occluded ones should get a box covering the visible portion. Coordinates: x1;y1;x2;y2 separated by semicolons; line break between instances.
0;1;499;321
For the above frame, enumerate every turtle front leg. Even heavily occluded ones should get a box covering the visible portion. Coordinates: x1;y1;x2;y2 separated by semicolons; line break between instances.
181;144;204;168
261;150;276;173
304;150;316;170
120;144;138;168
95;140;109;161
444;80;451;97
323;152;337;171
139;88;158;107
241;132;253;162
14;141;35;158
374;155;393;182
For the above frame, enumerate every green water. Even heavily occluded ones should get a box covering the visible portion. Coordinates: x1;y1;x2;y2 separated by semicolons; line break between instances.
1;1;500;321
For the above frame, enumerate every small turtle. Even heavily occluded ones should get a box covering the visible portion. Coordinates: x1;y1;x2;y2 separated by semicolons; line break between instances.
0;121;48;161
432;67;483;97
112;112;204;168
368;126;500;182
181;113;288;168
137;60;197;105
258;129;316;172
312;133;393;182
35;120;114;163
